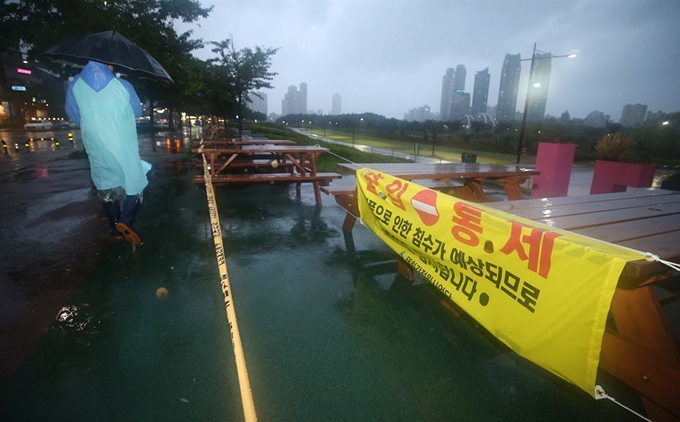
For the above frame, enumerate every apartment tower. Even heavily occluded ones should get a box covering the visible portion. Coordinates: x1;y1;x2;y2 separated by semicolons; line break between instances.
525;52;552;122
471;68;490;116
496;53;521;122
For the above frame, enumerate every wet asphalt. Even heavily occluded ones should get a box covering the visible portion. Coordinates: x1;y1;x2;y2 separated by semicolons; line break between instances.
0;127;643;421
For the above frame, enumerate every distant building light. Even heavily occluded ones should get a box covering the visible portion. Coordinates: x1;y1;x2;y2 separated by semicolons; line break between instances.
11;86;26;91
17;68;32;75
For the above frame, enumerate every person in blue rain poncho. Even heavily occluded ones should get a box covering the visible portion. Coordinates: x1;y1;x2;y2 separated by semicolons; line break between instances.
66;61;151;245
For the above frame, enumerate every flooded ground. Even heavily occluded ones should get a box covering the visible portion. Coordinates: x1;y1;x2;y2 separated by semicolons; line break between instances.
0;128;656;421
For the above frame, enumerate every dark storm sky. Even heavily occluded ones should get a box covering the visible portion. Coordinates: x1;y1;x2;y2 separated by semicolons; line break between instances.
177;0;680;120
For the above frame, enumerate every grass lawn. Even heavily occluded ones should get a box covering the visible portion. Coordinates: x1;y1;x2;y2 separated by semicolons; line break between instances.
242;124;410;173
305;128;535;165
244;123;539;168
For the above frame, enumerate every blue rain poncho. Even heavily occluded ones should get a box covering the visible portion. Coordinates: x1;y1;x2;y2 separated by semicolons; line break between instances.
66;61;151;195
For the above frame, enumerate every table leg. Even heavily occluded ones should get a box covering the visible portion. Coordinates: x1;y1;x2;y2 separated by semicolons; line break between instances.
600;330;680;420
464;180;490;202
216;153;238;175
503;176;528;201
335;193;358;231
313;181;322;206
609;286;679;362
600;286;680;420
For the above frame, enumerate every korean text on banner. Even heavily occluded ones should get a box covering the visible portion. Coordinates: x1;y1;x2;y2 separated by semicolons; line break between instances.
355;168;647;396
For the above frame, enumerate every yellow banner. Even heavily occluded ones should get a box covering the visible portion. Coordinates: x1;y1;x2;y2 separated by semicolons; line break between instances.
355;168;647;396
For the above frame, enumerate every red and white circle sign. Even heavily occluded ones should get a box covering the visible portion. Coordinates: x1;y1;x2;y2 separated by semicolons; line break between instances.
411;189;439;226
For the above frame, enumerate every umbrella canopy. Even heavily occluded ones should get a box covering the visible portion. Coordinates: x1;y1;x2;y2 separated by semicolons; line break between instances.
42;30;173;82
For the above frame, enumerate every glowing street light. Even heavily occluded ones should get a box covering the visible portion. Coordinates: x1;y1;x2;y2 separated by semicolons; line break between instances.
516;43;577;165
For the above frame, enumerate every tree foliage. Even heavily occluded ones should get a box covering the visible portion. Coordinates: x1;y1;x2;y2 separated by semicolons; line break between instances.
209;38;278;133
2;0;213;128
3;1;282;132
4;0;211;68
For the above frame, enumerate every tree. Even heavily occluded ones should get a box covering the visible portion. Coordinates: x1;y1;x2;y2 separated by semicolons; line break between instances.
3;0;212;132
5;1;211;59
209;38;278;134
0;1;22;51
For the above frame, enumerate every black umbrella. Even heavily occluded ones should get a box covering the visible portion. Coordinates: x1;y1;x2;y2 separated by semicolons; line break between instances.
42;30;173;82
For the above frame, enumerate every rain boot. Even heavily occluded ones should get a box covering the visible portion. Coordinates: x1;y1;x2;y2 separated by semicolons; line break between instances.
116;195;143;245
102;199;123;239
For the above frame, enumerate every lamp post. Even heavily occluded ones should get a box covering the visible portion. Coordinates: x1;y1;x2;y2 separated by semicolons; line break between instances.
516;43;576;165
353;117;363;147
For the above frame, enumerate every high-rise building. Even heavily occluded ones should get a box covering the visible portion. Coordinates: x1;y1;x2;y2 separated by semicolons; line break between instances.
439;65;466;121
496;53;521;122
620;104;648;127
281;83;308;116
471;68;490;116
487;104;497;120
646;110;667;124
404;105;432;122
331;93;341;115
453;64;466;91
584;110;610;128
247;92;267;116
439;68;455;121
560;110;571;123
300;83;307;114
450;91;470;121
525;52;552;122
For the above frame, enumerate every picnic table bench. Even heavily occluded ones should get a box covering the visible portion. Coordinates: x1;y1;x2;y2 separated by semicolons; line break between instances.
192;139;297;147
193;144;341;206
328;162;540;230
194;158;298;171
486;189;680;421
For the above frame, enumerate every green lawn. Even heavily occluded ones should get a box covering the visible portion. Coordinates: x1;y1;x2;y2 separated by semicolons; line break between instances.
306;129;535;165
243;124;410;173
242;123;539;171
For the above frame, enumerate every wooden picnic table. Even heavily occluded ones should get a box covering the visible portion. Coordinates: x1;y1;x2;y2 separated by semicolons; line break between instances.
485;189;680;421
193;145;340;206
329;162;540;231
193;139;297;146
337;162;539;201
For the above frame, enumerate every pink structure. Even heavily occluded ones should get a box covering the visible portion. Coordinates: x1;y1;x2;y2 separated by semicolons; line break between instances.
530;143;576;199
590;160;656;194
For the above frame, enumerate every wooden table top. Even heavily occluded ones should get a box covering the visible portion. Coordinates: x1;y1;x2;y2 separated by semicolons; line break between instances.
194;139;297;146
485;189;680;280
338;162;540;179
193;145;329;154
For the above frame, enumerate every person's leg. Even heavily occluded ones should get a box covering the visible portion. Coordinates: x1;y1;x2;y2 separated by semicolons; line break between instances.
97;188;122;239
116;192;143;245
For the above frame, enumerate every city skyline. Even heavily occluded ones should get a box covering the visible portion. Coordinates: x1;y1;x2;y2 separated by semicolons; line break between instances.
178;1;680;120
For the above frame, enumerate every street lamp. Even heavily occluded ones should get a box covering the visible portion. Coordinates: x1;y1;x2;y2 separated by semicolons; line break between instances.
353;118;364;146
516;43;576;165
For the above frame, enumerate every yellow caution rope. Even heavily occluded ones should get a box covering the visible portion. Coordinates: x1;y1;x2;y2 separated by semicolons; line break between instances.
201;149;257;422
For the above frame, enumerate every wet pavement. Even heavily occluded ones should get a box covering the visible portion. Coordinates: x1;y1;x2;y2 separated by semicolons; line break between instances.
0;127;648;421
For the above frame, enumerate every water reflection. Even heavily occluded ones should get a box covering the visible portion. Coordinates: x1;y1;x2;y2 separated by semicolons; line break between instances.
325;242;622;421
52;304;96;347
215;190;340;254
